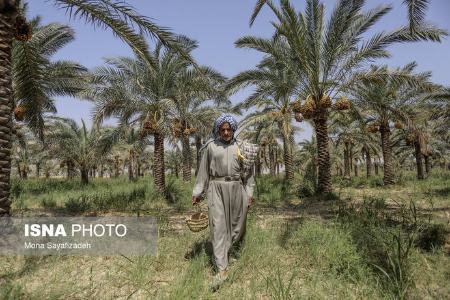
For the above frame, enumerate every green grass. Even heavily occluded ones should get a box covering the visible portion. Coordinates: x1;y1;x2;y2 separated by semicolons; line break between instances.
1;171;449;299
10;176;194;216
254;175;295;205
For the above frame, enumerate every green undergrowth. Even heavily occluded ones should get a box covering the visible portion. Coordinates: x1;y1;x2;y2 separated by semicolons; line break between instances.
11;176;193;215
2;172;448;299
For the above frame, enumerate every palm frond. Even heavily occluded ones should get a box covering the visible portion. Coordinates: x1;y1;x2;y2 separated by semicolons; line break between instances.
249;0;272;26
403;0;429;34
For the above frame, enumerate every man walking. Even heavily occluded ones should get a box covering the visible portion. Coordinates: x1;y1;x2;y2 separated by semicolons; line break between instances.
192;114;255;291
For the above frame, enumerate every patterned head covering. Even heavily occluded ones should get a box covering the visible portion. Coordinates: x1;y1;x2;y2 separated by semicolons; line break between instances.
213;114;238;139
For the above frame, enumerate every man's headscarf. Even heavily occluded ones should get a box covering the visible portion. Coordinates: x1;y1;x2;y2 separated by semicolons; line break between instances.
213;113;238;139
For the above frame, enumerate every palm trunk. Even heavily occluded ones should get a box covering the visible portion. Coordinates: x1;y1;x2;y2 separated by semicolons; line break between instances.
195;135;202;176
153;133;165;193
128;160;133;181
354;159;358;177
136;160;141;177
81;167;89;185
282;134;294;181
262;147;269;174
181;134;191;181
414;141;424;180
99;164;104;178
16;162;21;179
374;160;379;175
314;113;332;193
365;148;372;178
424;155;431;175
349;143;354;173
269;145;275;176
67;161;75;179
36;162;40;178
128;150;134;181
70;161;76;179
344;141;351;178
114;158;119;178
0;6;16;216
379;124;394;185
255;153;261;177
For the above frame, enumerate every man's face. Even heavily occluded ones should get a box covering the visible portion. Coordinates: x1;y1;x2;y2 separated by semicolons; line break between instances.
219;122;233;142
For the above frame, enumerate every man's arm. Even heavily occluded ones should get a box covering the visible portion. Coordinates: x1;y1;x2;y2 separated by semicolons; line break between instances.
192;144;210;205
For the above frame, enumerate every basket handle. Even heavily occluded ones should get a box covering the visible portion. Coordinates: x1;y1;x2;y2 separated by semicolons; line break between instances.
193;201;207;213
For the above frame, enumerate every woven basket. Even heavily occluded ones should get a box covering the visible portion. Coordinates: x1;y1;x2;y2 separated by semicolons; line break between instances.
186;206;208;232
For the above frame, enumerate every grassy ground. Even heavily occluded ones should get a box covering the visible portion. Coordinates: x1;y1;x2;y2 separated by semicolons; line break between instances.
1;171;449;299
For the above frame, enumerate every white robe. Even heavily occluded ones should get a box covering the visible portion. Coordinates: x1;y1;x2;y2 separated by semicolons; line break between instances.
193;138;254;270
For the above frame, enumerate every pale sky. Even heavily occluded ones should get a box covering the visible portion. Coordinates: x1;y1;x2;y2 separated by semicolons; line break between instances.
29;0;450;141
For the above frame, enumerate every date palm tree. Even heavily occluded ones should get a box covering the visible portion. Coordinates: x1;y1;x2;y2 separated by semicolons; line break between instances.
254;0;433;35
89;38;198;192
13;17;87;140
165;148;182;178
394;88;448;179
348;63;437;184
296;136;318;190
330;112;380;178
228;35;299;182
11;125;48;178
97;125;146;181
166;65;228;182
249;0;446;193
46;118;109;184
0;0;190;215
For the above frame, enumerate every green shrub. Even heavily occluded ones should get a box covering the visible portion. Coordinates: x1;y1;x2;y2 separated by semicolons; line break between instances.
337;199;419;299
40;197;57;210
335;176;383;188
10;179;23;199
416;223;447;251
363;196;386;210
65;196;91;214
367;176;384;187
164;177;184;205
11;177;130;196
255;175;292;203
0;282;26;299
62;183;149;213
12;196;27;213
296;181;314;197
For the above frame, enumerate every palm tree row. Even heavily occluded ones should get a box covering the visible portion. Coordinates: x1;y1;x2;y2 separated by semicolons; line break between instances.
233;0;447;193
2;0;449;219
0;0;195;215
86;38;229;192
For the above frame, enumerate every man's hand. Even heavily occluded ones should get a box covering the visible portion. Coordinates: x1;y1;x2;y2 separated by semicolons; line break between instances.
192;196;202;206
248;197;253;208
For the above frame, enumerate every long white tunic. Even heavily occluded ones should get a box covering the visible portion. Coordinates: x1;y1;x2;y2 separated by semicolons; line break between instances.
193;138;254;271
